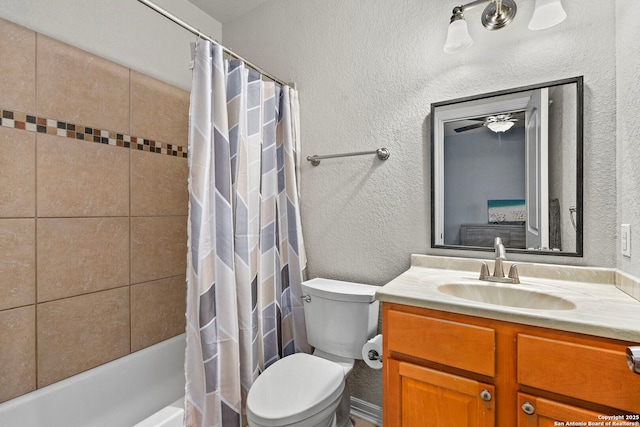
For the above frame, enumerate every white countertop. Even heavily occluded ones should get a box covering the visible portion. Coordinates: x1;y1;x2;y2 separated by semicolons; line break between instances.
376;255;640;343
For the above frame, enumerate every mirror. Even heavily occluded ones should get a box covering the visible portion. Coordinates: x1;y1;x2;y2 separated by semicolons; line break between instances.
431;77;583;256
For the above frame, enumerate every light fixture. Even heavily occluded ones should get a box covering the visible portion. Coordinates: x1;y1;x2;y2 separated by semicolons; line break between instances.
528;0;567;30
443;0;567;53
443;7;474;53
483;114;517;133
486;120;515;133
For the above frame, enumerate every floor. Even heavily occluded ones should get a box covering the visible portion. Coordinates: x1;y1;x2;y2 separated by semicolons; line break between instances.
352;416;378;427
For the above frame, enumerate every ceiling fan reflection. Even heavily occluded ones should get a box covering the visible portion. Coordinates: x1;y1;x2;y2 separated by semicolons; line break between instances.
454;113;519;133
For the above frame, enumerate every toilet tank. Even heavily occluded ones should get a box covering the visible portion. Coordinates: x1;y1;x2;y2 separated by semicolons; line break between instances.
301;278;380;360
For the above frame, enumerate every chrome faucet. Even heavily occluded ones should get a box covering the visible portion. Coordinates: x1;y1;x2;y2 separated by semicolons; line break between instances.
479;237;520;284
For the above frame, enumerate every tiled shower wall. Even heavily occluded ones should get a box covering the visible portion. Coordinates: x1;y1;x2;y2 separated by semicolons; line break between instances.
0;17;189;403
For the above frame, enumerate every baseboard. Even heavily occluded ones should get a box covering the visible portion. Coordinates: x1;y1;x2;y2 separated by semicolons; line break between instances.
350;397;382;426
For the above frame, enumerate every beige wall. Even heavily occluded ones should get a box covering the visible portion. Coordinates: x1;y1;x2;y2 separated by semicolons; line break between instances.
0;17;189;403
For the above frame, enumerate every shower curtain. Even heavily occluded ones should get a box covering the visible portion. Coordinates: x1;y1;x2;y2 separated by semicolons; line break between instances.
185;40;309;427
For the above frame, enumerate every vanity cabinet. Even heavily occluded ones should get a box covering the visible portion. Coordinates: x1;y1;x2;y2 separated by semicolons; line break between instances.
384;308;496;425
382;303;640;426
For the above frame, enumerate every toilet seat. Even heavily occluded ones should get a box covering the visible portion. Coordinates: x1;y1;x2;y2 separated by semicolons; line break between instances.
312;349;355;376
246;353;345;427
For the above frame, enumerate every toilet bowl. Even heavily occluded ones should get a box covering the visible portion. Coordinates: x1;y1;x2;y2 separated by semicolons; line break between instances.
246;353;344;427
246;278;380;427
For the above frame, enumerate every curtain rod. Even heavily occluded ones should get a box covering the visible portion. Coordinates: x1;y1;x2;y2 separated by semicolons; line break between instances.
136;0;291;87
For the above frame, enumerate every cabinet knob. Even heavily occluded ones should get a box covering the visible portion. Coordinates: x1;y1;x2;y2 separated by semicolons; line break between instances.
627;347;640;374
480;389;492;402
522;401;536;415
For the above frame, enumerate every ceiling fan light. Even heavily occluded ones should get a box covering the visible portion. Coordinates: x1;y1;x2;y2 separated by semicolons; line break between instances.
487;120;515;133
444;18;473;53
528;0;567;30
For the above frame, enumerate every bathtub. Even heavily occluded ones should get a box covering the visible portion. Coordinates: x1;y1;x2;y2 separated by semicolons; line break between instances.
133;397;184;427
0;334;186;427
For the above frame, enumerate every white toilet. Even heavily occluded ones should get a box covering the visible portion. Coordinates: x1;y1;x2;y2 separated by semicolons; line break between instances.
246;278;380;427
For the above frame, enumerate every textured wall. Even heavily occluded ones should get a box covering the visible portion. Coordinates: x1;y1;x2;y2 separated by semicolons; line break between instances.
223;0;619;406
0;18;188;403
616;0;640;277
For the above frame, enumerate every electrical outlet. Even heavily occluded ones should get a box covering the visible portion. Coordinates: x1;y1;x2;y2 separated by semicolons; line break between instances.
621;224;631;257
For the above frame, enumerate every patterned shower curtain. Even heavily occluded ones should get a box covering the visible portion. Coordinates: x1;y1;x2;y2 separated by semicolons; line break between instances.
185;40;309;427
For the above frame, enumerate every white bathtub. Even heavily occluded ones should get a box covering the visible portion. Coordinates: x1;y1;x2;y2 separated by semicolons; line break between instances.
133;397;184;427
0;334;186;427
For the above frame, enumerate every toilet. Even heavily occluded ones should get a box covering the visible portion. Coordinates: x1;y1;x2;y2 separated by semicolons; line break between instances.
246;278;380;427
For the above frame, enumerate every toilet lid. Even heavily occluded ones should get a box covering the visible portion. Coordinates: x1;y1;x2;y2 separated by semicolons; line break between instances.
246;353;345;426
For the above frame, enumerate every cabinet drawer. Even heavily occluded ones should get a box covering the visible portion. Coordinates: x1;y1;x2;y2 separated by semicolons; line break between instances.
517;334;640;412
387;309;495;376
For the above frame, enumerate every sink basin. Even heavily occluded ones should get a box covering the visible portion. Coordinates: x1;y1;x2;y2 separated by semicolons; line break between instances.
437;283;576;311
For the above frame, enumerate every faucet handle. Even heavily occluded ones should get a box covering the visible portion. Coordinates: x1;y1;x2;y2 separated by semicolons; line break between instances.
479;262;490;280
508;264;520;284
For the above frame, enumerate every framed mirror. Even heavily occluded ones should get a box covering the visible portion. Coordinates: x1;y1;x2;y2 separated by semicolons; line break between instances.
431;77;583;256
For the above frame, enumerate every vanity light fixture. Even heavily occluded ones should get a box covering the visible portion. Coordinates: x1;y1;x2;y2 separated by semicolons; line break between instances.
443;0;567;53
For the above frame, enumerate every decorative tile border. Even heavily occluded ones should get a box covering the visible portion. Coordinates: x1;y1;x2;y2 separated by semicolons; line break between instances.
1;108;188;158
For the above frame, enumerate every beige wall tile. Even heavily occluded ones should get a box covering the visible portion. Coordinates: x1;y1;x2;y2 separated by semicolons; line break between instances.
130;70;189;147
131;275;186;352
37;134;129;217
131;216;187;284
37;218;129;302
0;305;36;403
37;288;130;387
131;150;188;216
0;219;35;311
0;21;195;400
0;18;36;113
0;127;35;217
37;35;129;133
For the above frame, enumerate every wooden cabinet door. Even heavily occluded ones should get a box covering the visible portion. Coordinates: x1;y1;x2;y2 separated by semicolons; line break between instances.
517;393;606;427
387;359;495;427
